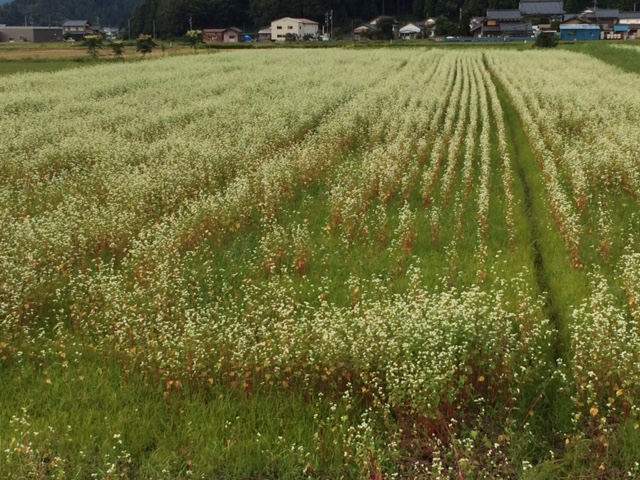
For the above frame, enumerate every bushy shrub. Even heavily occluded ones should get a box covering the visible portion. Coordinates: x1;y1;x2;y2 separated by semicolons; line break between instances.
535;31;558;48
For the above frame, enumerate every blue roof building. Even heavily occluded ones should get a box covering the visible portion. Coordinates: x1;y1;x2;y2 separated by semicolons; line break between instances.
560;24;601;40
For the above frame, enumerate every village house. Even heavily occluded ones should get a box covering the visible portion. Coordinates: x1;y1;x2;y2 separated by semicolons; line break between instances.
519;0;565;22
618;11;640;39
353;23;378;40
271;17;319;41
481;10;532;37
202;27;243;44
62;20;96;41
583;8;619;31
399;22;424;39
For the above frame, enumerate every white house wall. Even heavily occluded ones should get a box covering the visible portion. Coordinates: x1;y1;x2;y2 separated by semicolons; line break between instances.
271;18;318;41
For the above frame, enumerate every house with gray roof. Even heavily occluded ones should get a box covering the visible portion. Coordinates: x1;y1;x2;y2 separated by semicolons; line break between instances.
62;20;93;40
519;0;565;21
353;23;379;40
481;10;532;37
583;8;619;30
618;11;640;38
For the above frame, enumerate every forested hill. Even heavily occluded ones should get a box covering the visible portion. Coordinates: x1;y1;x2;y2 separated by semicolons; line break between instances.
130;0;638;38
0;0;143;27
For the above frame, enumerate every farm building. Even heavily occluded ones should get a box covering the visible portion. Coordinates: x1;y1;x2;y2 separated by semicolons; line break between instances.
0;26;63;42
271;17;319;41
560;24;601;40
203;27;244;44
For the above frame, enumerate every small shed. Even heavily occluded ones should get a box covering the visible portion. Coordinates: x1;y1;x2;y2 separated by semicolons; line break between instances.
604;24;629;39
560;24;601;41
258;28;271;42
223;27;243;42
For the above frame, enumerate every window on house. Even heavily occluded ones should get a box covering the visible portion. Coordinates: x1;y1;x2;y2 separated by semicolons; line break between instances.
277;26;282;29
288;26;293;29
487;20;497;26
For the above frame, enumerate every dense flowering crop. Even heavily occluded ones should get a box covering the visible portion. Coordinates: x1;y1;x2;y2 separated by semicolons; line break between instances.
2;48;640;477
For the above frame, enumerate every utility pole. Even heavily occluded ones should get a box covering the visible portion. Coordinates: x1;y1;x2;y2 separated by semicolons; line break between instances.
128;18;131;40
325;11;328;37
189;15;193;31
330;10;333;39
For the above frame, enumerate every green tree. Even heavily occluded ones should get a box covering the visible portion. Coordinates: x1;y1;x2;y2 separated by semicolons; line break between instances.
83;35;103;60
136;34;157;57
534;31;558;48
459;9;471;36
185;29;204;50
110;40;126;59
435;15;458;36
367;16;395;40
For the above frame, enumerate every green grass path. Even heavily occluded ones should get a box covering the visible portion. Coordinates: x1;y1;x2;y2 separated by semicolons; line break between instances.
489;63;581;456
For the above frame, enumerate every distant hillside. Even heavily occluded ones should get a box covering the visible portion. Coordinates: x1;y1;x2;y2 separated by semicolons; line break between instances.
0;0;143;27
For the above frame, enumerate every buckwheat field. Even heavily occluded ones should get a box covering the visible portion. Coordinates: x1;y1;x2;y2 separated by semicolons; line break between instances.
2;47;640;478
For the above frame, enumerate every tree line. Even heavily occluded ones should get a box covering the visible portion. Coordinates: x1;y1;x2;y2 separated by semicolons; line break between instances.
0;0;142;27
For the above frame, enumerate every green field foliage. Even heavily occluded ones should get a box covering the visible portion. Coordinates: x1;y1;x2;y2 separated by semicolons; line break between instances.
1;47;640;478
